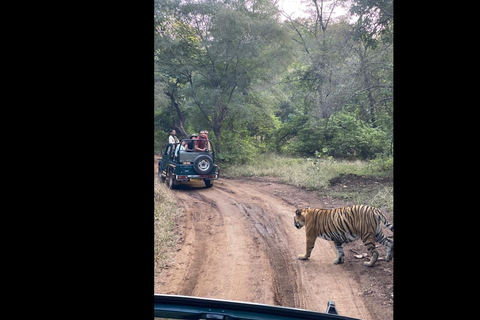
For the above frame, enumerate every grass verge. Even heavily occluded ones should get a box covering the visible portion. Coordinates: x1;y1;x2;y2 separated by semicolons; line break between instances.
223;153;393;211
154;175;183;271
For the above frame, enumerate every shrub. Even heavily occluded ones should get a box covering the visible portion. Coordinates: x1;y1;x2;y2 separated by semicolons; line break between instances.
324;111;389;159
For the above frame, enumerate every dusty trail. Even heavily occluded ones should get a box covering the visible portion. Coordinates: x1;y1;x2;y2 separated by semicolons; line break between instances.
155;178;374;320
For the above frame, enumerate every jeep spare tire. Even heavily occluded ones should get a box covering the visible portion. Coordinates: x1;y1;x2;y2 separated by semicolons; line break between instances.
193;155;213;174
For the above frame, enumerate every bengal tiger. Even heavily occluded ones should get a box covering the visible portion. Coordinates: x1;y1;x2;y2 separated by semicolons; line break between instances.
294;205;393;267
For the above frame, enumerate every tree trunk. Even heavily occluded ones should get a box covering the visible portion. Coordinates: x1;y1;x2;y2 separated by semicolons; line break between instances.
166;91;188;138
367;87;376;128
211;123;222;155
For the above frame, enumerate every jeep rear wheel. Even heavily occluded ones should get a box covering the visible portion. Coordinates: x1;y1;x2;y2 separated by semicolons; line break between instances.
168;171;177;189
159;161;166;182
204;179;213;188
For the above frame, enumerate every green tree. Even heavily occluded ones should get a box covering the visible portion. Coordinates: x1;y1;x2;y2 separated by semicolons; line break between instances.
283;1;353;120
155;0;292;154
350;0;393;48
154;0;203;138
271;0;392;159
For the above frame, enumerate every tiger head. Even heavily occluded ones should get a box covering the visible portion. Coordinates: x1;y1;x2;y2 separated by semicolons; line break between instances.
294;208;307;229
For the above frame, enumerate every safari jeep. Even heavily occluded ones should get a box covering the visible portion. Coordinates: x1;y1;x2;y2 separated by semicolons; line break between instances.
159;139;220;188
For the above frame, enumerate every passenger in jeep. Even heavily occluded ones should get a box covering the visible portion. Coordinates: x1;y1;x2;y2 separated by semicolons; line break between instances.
175;139;187;157
194;130;210;152
188;134;197;150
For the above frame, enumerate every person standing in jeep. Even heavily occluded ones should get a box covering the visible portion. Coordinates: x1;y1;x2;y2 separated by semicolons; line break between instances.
168;129;179;144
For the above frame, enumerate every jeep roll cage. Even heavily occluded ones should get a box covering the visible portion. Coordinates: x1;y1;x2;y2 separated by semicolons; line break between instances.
163;139;215;163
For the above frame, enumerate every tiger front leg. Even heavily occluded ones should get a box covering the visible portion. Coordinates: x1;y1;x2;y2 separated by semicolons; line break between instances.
333;241;345;264
298;237;316;260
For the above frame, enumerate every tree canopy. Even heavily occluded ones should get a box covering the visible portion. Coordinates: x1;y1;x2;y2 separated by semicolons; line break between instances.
155;0;393;163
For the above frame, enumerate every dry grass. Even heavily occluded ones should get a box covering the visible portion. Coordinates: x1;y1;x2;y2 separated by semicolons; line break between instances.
154;174;183;271
224;154;371;188
224;153;393;211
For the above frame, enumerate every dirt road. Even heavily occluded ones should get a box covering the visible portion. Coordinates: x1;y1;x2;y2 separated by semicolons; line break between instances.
155;177;393;320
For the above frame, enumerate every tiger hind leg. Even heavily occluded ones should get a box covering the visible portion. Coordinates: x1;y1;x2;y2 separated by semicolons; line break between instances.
333;241;345;264
376;233;393;262
362;235;379;267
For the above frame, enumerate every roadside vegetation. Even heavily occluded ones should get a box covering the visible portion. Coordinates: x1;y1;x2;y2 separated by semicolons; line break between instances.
154;175;183;271
224;153;393;212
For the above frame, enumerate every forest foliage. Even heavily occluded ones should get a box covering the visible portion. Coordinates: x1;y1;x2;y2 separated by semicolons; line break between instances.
154;0;393;164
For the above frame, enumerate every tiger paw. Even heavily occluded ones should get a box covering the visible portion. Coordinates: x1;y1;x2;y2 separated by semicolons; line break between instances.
363;261;375;267
363;250;379;267
298;254;309;260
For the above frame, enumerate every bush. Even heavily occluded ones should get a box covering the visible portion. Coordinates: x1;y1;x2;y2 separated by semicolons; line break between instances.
368;153;393;177
324;111;389;159
270;111;390;160
291;125;324;155
216;129;261;164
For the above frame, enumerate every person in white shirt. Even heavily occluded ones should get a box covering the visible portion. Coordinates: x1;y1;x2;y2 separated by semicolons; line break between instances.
168;129;179;144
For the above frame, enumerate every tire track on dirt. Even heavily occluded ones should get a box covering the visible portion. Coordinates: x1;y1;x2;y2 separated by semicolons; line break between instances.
214;184;298;304
214;179;372;320
160;191;220;297
156;178;373;320
230;201;301;308
163;183;276;303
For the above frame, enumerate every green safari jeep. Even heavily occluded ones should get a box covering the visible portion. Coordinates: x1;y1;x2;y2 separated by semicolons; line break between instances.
159;139;220;189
